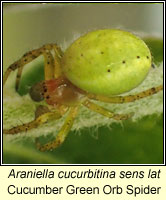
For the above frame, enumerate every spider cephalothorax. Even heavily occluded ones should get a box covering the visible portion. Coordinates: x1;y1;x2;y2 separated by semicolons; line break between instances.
30;77;86;106
3;29;163;151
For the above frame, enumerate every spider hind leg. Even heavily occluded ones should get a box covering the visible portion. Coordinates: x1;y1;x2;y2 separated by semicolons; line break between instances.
3;105;62;135
83;100;133;120
87;85;163;103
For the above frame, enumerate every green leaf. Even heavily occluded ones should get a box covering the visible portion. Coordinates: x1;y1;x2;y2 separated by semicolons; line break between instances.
144;38;163;64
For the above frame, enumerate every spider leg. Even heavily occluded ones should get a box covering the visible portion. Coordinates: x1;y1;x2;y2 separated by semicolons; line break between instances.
53;45;63;78
83;100;133;120
15;65;24;90
43;51;55;80
3;105;64;135
87;85;163;103
3;44;63;90
36;106;80;152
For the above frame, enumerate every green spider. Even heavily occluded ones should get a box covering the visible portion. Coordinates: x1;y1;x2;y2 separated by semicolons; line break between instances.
3;29;163;151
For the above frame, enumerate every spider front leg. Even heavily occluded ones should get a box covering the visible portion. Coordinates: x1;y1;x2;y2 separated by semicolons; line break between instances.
36;106;80;152
87;85;163;103
3;105;63;135
83;100;133;120
3;43;63;90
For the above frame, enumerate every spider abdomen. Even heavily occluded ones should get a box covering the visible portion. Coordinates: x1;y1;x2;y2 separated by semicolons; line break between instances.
62;29;152;96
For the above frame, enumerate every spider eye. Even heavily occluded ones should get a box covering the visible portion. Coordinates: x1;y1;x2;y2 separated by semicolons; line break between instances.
29;82;44;102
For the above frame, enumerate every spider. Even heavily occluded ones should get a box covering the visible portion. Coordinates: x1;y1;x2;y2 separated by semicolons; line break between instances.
3;29;163;151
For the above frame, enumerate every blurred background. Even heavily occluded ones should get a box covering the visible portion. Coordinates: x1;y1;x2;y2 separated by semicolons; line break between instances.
3;3;163;164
